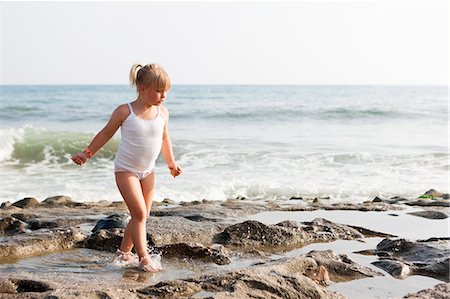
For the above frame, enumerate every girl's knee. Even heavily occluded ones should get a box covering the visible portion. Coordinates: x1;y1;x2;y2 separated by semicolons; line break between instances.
130;211;148;222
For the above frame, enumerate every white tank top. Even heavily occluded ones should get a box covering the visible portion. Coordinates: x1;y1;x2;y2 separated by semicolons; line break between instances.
114;103;166;172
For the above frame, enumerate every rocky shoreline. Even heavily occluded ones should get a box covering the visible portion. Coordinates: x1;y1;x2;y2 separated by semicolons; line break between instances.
0;189;449;298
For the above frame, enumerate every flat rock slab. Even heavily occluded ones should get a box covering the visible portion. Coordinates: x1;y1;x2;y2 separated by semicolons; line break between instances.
148;216;225;246
0;228;86;260
407;210;448;220
138;253;348;299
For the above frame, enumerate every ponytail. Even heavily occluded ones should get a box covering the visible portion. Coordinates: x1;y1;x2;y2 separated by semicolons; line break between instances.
129;63;171;92
129;63;143;87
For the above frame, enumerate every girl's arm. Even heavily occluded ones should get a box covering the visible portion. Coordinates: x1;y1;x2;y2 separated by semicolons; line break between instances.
71;105;128;165
160;106;182;177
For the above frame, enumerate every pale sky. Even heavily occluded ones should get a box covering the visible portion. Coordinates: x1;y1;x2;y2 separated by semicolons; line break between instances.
1;1;448;85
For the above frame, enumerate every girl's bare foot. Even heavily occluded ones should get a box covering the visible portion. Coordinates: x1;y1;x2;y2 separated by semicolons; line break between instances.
139;254;162;272
116;249;134;262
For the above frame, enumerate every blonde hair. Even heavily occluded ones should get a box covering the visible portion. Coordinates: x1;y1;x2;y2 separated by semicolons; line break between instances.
129;63;171;91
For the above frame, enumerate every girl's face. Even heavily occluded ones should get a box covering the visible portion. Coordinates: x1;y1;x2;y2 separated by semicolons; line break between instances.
140;85;167;106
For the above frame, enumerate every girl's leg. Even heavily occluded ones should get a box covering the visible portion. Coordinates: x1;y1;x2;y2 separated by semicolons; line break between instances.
140;172;155;219
118;172;155;254
115;172;149;258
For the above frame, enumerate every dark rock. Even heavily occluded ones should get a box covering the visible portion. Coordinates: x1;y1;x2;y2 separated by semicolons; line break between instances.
372;260;411;279
27;219;59;230
403;282;450;299
290;196;303;200
92;213;129;233
42;195;73;207
84;228;126;253
372;196;384;203
0;217;28;236
12;197;40;209
408;210;448;220
214;218;363;249
13;279;53;293
236;195;246;200
405;200;450;207
388;213;399;217
373;238;450;281
158;243;231;265
421;189;449;199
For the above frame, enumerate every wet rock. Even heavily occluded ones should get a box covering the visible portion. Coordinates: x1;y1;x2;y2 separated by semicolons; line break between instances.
420;189;449;199
92;214;129;233
372;260;411;279
408;210;448;219
373;238;450;281
403;282;450;299
148;216;223;246
138;254;346;299
138;280;202;298
84;228;125;253
12;197;40;209
0;217;28;236
13;279;53;293
0;228;86;260
306;250;383;281
158;243;231;265
214;218;364;249
42;195;73;207
405;200;450;207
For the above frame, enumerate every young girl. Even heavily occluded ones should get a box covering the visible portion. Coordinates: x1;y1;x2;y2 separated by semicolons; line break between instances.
71;63;182;272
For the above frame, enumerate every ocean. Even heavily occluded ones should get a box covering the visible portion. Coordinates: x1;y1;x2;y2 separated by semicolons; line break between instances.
0;85;448;204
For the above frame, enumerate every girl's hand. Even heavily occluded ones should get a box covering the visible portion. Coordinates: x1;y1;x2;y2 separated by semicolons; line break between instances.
71;152;90;166
168;163;182;178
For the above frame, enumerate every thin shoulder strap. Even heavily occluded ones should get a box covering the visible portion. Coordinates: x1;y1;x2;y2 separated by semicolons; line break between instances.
127;103;135;115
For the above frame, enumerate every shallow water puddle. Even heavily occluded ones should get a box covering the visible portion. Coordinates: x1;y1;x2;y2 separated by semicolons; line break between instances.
246;209;448;298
